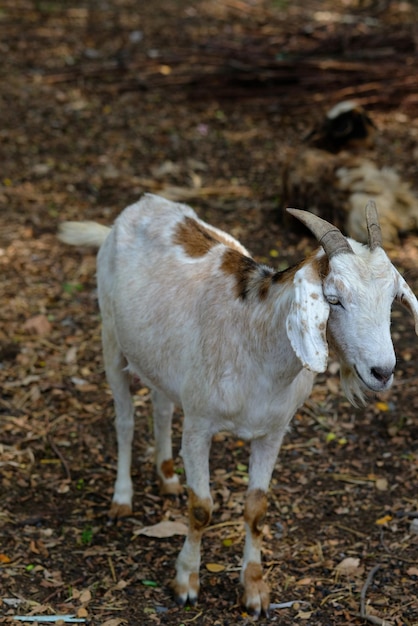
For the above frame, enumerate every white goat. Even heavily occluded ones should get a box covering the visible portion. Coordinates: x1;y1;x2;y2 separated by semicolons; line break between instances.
59;194;418;617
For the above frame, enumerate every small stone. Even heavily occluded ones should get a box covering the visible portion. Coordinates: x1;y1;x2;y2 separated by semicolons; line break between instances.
409;518;418;534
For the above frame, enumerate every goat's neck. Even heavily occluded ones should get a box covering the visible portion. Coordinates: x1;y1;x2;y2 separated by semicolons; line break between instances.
242;262;305;380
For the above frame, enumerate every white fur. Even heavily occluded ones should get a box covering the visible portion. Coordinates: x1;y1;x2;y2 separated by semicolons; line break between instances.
59;193;418;616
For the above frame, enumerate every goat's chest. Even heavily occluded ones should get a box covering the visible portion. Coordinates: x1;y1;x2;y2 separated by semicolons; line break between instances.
185;366;315;440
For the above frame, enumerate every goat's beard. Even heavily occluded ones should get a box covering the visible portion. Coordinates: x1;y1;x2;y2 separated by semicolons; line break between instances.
340;362;367;407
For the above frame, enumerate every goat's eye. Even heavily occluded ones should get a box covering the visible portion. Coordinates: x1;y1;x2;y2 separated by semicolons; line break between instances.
326;295;341;306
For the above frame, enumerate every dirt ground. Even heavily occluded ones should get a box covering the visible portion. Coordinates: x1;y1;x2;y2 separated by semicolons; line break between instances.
1;1;418;625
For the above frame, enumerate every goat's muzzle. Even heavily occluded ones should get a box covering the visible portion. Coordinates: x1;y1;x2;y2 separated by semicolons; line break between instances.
370;366;394;387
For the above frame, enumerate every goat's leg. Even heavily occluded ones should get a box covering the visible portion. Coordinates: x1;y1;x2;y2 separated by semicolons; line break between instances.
102;323;135;519
172;422;213;606
151;389;182;495
241;433;284;618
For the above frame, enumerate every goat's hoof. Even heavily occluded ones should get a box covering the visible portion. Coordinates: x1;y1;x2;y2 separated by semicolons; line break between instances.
245;604;270;621
242;563;270;619
171;573;199;607
108;502;132;520
242;596;270;619
174;593;198;608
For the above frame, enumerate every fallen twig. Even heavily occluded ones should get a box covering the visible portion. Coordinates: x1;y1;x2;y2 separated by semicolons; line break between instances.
204;520;244;532
183;610;204;623
13;616;85;623
359;564;394;626
47;434;71;480
331;522;369;538
270;600;311;610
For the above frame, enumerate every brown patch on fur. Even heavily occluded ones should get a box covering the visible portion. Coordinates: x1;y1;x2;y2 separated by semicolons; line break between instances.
221;248;272;299
220;239;330;301
109;502;132;519
173;216;216;257
242;562;270;615
161;458;174;479
188;488;212;531
270;252;330;300
158;459;183;495
189;572;200;595
218;235;333;301
258;273;273;300
173;216;234;257
244;488;268;538
273;251;330;284
170;579;188;602
312;252;330;278
271;262;300;285
221;249;328;300
243;561;264;586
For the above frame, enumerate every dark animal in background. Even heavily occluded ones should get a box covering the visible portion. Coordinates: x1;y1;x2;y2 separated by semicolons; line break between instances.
282;100;418;243
305;100;377;152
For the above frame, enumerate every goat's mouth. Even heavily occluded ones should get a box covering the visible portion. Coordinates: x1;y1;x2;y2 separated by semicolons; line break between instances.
354;365;394;392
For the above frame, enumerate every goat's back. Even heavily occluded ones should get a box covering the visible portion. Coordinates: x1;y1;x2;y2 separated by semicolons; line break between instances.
97;195;249;398
109;193;248;259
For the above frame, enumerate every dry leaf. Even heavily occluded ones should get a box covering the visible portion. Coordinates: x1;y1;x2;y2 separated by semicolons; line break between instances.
375;477;388;491
206;563;226;573
335;557;361;575
65;346;78;364
23;314;52;336
99;620;124;626
79;589;91;604
375;401;390;412
134;520;188;538
0;553;11;563
296;611;313;620
114;579;129;590
407;566;418;576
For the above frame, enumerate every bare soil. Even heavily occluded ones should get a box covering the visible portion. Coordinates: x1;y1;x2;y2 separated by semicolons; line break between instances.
1;1;418;625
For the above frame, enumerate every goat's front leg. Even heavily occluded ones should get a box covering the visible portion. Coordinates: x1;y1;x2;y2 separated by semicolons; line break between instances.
242;433;284;618
172;422;213;606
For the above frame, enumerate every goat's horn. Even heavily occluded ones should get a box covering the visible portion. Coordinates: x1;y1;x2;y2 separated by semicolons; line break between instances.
286;208;353;258
365;200;382;250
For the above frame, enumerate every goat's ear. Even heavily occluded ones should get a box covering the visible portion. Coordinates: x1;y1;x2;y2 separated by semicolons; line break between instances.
286;263;330;373
394;268;418;335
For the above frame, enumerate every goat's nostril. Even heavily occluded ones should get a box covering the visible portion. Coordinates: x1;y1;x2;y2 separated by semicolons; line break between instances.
371;366;394;384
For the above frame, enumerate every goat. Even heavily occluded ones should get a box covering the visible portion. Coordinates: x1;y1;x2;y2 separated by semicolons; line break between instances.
59;194;418;617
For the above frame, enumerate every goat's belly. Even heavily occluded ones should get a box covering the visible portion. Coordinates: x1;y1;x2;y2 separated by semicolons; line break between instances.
125;357;183;405
117;322;192;404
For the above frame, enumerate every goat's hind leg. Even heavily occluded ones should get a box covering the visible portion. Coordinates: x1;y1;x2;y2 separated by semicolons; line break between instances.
102;322;135;519
152;389;182;495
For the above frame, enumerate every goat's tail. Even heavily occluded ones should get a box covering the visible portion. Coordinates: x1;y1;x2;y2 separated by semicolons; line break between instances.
58;221;111;248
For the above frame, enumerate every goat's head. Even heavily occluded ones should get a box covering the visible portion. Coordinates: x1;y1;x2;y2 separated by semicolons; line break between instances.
286;202;418;405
